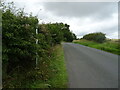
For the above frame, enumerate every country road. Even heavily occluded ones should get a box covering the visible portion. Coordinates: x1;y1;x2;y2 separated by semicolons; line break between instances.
63;43;118;88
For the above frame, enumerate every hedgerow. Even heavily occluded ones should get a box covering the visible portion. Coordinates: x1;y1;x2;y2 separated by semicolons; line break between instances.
1;1;76;88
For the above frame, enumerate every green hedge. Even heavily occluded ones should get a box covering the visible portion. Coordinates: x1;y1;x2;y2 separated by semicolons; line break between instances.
2;1;76;79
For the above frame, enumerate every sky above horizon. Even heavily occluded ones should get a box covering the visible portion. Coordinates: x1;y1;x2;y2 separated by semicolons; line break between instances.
5;0;118;39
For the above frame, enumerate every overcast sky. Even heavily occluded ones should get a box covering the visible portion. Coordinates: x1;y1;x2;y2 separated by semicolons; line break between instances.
6;0;118;39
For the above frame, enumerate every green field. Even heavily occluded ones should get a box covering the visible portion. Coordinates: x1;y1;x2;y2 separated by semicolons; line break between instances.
73;39;120;55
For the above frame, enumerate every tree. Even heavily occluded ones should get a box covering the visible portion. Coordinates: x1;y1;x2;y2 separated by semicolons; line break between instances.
2;1;77;82
83;32;106;43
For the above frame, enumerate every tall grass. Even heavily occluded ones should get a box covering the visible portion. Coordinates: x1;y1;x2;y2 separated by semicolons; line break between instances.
3;45;68;88
73;39;120;55
31;45;68;88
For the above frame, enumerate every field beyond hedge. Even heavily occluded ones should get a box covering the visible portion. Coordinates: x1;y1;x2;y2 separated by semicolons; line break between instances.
73;39;120;55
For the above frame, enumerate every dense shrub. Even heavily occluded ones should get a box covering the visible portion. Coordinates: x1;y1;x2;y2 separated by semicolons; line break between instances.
2;1;77;80
39;23;76;44
83;32;106;43
2;5;39;74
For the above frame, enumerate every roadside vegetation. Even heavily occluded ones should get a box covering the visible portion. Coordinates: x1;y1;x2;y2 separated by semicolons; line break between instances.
1;1;75;88
73;39;120;55
73;32;120;55
31;45;68;88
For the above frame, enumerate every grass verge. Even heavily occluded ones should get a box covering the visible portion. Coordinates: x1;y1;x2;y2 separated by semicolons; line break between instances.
3;44;68;88
31;44;68;88
73;39;120;55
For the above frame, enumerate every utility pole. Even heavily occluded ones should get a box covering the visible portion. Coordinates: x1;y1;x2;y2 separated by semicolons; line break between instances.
35;9;41;69
35;27;39;69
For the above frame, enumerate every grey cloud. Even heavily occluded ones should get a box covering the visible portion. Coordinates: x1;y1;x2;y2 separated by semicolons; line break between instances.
76;32;87;36
37;2;118;38
99;25;118;35
77;24;117;38
43;2;117;19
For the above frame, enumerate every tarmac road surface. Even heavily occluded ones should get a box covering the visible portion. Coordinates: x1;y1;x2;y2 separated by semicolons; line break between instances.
63;43;118;88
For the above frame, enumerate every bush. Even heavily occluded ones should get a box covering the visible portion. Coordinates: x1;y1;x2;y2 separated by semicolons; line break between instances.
2;1;76;72
83;32;106;43
2;1;77;88
2;1;40;76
